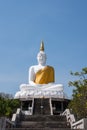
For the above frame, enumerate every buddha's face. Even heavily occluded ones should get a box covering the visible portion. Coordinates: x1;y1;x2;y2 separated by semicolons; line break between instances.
37;51;47;65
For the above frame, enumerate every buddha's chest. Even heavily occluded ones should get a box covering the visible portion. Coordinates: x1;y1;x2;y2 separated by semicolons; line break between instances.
34;66;45;74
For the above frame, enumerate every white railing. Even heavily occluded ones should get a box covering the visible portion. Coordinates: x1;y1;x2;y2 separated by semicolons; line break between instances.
62;109;75;127
62;109;87;129
72;118;87;129
11;108;21;126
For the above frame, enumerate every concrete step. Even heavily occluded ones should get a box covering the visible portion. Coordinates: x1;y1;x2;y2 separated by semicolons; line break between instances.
17;115;70;129
19;121;70;128
5;128;84;130
22;115;66;122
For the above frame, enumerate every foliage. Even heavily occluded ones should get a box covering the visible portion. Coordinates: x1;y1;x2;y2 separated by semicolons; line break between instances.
0;92;13;99
0;93;20;118
68;67;87;120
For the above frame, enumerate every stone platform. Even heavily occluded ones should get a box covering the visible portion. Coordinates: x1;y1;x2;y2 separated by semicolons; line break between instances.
20;98;70;116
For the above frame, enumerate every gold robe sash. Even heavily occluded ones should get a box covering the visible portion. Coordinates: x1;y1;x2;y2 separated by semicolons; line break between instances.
34;66;55;84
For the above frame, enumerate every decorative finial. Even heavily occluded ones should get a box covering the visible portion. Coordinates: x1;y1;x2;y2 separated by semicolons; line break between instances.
40;41;44;51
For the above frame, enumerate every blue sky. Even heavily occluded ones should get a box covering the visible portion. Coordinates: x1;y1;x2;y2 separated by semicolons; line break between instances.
0;0;87;98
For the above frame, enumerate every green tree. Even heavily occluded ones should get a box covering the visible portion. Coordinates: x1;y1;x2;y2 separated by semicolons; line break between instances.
68;67;87;120
0;93;20;118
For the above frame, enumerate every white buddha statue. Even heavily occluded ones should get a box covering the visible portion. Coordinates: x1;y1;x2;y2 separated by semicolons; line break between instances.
15;41;64;99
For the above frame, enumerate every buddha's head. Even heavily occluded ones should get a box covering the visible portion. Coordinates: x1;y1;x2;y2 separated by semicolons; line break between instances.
37;41;47;65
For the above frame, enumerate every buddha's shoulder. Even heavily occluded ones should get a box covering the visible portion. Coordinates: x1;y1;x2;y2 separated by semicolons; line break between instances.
47;65;54;70
29;65;39;70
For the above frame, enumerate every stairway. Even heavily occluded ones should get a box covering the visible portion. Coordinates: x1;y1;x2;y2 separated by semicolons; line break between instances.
19;115;70;128
6;115;74;130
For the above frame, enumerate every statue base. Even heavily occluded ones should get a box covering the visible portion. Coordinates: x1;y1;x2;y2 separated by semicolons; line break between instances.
20;97;70;116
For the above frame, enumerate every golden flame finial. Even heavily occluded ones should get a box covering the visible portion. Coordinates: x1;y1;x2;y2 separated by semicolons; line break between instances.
40;41;44;51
